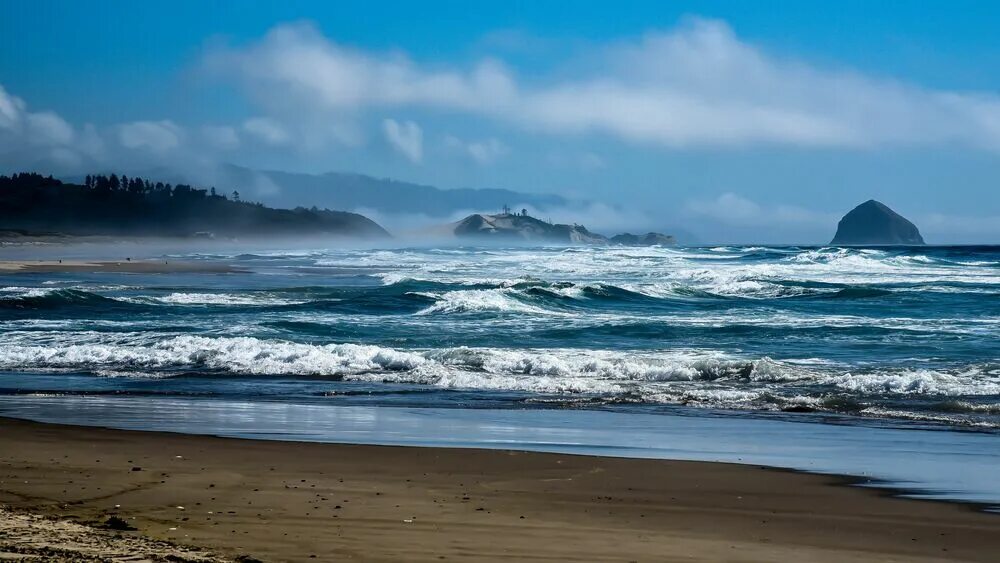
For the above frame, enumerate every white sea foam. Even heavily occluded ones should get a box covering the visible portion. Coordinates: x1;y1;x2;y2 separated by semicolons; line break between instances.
414;289;569;316
2;244;998;428
828;368;1000;396
0;287;56;299
147;292;307;306
326;245;1000;297
1;334;996;400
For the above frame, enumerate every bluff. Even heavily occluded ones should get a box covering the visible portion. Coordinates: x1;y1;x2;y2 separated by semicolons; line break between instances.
452;212;606;244
449;211;676;246
830;200;925;245
0;172;389;239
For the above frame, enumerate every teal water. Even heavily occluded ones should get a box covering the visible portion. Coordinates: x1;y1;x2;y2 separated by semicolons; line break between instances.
2;244;998;428
1;244;999;503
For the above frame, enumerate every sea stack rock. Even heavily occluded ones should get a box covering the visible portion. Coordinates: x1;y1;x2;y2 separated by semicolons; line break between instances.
830;200;925;245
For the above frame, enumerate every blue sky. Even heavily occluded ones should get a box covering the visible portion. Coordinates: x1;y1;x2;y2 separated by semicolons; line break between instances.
2;0;1000;242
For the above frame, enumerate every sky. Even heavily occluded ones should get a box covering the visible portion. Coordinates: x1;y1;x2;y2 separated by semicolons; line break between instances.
2;0;1000;243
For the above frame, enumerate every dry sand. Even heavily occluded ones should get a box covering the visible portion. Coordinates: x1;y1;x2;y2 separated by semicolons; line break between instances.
0;417;997;562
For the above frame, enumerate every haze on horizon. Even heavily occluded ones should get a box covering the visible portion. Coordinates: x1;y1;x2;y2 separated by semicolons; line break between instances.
2;0;1000;244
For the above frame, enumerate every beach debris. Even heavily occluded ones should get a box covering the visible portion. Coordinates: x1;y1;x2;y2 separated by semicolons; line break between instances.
103;515;135;531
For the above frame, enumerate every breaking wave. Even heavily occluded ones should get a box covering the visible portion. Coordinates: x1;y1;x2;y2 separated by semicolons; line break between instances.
2;244;999;430
1;334;998;425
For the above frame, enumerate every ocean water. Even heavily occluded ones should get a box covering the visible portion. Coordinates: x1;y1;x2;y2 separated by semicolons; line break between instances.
2;244;1000;503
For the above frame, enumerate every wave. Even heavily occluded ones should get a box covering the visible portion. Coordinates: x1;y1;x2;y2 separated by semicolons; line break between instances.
412;288;570;316
0;288;134;311
0;276;977;323
136;292;309;307
1;335;996;396
819;287;894;299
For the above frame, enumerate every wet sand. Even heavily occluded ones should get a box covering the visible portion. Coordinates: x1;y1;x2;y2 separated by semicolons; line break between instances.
0;417;996;562
0;259;245;273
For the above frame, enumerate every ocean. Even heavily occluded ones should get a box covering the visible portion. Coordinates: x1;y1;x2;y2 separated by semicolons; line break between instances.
2;244;999;504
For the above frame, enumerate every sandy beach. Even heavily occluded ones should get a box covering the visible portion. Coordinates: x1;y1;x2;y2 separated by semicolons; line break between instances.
0;417;996;562
0;259;245;274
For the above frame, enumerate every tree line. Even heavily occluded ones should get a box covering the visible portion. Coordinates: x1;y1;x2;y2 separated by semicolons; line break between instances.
0;171;388;238
80;173;242;202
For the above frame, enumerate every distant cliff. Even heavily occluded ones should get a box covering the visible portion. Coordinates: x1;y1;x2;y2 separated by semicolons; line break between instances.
0;172;389;239
449;211;674;246
452;212;607;244
831;200;924;245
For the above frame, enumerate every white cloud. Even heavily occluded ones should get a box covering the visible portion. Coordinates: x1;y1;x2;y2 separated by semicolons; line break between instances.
209;19;1000;152
547;151;607;171
0;85;26;131
242;117;290;146
685;192;837;227
0;86;75;147
119;120;182;153
202;125;240;150
917;212;1000;241
78;124;106;160
445;135;507;164
466;138;507;164
382;118;423;163
0;84;87;170
25;111;74;145
208;23;516;113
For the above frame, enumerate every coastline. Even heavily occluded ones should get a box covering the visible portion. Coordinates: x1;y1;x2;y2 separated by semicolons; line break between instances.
1;417;997;562
0;259;246;274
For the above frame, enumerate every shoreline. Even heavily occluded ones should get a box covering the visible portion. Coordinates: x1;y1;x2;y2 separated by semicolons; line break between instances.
3;395;998;508
1;416;997;562
0;259;247;274
2;412;996;515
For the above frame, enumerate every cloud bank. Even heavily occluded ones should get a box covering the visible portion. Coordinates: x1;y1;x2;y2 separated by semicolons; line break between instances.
209;18;1000;151
382;118;423;163
4;17;1000;242
7;17;1000;175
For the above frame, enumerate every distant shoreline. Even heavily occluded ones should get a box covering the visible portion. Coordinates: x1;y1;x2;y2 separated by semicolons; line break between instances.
0;259;246;274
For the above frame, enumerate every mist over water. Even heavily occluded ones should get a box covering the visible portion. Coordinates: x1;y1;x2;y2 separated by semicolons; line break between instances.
1;244;999;430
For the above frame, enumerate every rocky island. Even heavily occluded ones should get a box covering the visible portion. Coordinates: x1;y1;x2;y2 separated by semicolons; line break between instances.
449;207;674;246
830;200;925;245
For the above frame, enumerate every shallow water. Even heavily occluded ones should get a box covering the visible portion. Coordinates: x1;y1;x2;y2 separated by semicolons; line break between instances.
1;395;999;508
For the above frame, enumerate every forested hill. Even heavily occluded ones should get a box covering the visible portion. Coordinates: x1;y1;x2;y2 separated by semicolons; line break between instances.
0;173;389;239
